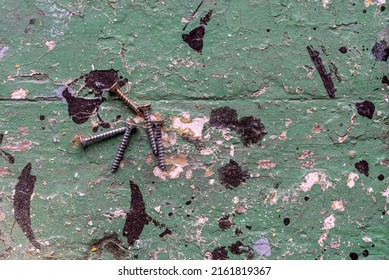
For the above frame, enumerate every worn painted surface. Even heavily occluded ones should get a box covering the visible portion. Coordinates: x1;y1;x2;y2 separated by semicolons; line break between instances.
0;0;388;260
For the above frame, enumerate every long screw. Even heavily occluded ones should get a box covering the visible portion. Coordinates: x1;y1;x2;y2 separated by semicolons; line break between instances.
152;120;166;171
111;123;136;172
109;81;141;115
138;104;158;156
80;126;127;148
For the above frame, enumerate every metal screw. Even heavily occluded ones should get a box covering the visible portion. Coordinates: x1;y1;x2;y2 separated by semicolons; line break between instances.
138;104;158;157
111;123;136;172
80;126;127;148
109;81;141;115
152;120;166;171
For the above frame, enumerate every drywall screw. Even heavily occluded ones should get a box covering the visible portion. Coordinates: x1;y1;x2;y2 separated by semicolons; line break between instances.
138;104;158;157
111;123;136;172
109;81;141;115
80;126;127;147
152;120;166;171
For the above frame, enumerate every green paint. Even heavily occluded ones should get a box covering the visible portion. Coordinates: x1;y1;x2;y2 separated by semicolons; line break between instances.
0;0;388;260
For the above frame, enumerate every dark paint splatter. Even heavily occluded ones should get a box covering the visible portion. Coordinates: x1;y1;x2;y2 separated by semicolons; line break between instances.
382;76;389;86
0;133;3;144
218;159;249;188
339;46;348;54
84;69;119;93
182;10;212;53
210;106;238;129
159;228;172;238
372;40;389;61
362;249;369;257
123;181;151;246
378;174;384;181
218;215;232;230
355;160;369;176
228;241;249;255
236;116;267;146
381;6;386;12
62;87;103;124
245;225;252;230
13;163;40;249
304;195;310;201
90;234;126;260
211;246;228;260
39;115;45;121
307;45;337;98
355;100;375;119
1;150;15;164
349;252;359;260
235;228;243;235
29;18;36;25
283;217;290;226
210;106;267;146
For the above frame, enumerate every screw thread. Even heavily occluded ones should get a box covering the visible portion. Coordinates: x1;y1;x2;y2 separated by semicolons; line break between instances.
112;125;134;172
111;85;141;115
142;109;158;156
154;122;165;171
82;127;127;147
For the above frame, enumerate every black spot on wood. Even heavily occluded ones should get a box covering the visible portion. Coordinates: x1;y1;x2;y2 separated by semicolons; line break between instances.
182;10;212;53
307;45;337;98
62;87;103;124
355;100;375;119
381;6;386;11
0;134;3;144
39;115;45;121
159;228;172;238
339;46;348;54
235;228;243;235
362;249;369;257
211;246;228;260
228;241;249;255
236;116;267;146
84;69;119;93
210;106;267;146
355;160;369;176
13;163;40;249
372;40;389;61
378;174;384;181
349;252;359;260
382;75;389;86
1;150;15;164
123;181;151;246
90;233;126;260
210;106;238;129
218;159;249;188
218;215;232;230
29;18;36;25
283;217;290;226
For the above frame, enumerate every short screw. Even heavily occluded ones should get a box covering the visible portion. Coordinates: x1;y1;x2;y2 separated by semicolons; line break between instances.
111;123;136;172
138;104;158;157
109;81;141;115
152;120;166;171
80;126;127;147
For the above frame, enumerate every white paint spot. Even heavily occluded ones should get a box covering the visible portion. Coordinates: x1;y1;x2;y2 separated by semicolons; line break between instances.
171;115;209;140
323;214;336;230
252;83;273;96
279;131;287;140
347;172;360;188
230;144;234;157
322;0;330;9
194;215;208;227
299;171;333;192
285;118;293;128
45;40;56;51
381;186;389;203
318;232;328;247
169;166;184;179
200;147;214;155
362;237;373;243
331;200;345;212
364;0;386;7
11;88;29;99
0;45;9;60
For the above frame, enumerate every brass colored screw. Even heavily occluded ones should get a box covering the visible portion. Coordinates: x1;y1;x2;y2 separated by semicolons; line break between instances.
109;81;141;115
138;104;158;156
111;123;137;172
80;126;127;147
152;120;165;171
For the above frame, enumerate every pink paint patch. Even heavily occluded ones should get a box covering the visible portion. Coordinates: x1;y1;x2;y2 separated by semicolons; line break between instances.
0;167;14;176
322;214;336;230
2;140;33;151
257;160;276;169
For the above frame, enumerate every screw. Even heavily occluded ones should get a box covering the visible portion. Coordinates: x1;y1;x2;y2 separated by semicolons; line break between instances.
138;104;158;156
152;120;166;171
111;123;136;172
109;81;141;115
80;126;127;147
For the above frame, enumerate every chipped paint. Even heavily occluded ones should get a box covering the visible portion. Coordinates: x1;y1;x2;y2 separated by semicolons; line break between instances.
323;214;336;230
11;88;29;99
171;115;209;140
299;171;333;192
297;150;314;160
0;44;9;60
347;172;360;188
381;186;389;203
2;140;34;151
364;0;386;7
45;40;56;52
257;160;276;169
331;200;345;212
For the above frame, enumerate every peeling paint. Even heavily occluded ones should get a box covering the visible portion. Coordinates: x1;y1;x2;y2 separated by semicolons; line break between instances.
347;172;360;188
257;160;276;169
171;115;209;140
331;200;345;212
381;186;389;203
11;88;29;99
2;140;34;151
0;44;9;60
323;214;336;230
364;0;386;7
299;171;333;192
0;167;14;176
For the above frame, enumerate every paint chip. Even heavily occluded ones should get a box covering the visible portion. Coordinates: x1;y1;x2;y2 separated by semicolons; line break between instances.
252;237;271;256
299;171;333;192
11;88;29;99
331;200;345;212
322;214;336;230
171;115;209;140
257;160;276;169
347;172;360;188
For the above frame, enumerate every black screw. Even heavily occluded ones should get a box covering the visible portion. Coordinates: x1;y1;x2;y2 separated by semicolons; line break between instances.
80;126;127;147
152;120;165;171
111;123;136;172
138;104;158;156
